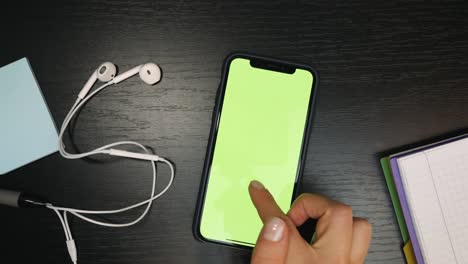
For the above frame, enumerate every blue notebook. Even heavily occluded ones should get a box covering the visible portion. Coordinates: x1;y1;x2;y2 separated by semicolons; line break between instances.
0;58;58;174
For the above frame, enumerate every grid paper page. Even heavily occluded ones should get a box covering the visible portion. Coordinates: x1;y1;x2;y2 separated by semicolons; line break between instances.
398;137;468;264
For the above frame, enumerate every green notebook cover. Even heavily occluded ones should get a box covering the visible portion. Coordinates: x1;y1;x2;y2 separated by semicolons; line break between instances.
380;157;409;242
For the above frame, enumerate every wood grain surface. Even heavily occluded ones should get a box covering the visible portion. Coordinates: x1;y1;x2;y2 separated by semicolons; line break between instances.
1;1;468;263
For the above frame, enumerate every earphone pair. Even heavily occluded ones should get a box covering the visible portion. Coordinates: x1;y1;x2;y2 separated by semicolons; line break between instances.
78;62;161;99
61;62;164;162
53;61;175;264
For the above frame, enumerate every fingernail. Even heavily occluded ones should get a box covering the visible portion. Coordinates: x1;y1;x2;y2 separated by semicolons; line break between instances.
263;217;285;242
250;180;264;190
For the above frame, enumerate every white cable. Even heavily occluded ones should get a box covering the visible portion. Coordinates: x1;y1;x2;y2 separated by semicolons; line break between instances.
48;158;174;227
50;80;174;264
58;83;112;159
52;208;70;240
52;209;77;264
64;211;73;240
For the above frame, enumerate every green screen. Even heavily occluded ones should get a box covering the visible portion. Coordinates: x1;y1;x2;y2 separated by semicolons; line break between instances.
200;57;314;246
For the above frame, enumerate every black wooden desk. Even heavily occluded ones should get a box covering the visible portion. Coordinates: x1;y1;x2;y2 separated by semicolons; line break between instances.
1;1;467;263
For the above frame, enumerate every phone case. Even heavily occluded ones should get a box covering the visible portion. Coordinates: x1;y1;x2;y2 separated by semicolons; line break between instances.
192;52;319;249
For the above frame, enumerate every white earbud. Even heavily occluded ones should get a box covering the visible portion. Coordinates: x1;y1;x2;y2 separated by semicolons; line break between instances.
78;62;117;99
112;63;161;85
96;62;117;82
139;63;161;85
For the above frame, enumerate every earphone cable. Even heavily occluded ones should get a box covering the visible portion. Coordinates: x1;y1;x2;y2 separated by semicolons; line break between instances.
53;80;174;264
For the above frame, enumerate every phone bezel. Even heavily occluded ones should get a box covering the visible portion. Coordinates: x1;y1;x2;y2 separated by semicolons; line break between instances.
193;52;319;250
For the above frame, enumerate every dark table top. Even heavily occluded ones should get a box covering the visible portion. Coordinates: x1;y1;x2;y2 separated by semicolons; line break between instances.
1;1;467;263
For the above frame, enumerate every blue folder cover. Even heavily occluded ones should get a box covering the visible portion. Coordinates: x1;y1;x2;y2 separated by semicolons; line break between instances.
0;58;58;174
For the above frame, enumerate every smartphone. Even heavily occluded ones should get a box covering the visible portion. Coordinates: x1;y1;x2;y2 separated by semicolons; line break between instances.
193;53;318;248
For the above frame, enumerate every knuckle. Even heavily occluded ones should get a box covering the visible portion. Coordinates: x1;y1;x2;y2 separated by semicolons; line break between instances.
295;193;310;202
356;219;372;234
334;204;353;217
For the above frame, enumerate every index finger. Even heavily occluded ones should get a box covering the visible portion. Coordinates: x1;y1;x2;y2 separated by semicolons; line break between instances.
249;182;319;262
248;180;285;223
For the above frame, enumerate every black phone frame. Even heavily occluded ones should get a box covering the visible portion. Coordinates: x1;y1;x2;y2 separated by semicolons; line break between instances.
192;52;319;250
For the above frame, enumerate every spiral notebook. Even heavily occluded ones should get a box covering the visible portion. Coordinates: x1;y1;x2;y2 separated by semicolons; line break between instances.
390;136;468;264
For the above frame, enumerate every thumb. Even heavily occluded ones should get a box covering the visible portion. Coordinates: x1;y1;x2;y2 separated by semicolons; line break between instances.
251;217;289;264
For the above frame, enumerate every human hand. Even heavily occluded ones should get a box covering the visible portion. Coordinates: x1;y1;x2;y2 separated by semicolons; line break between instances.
249;180;372;264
